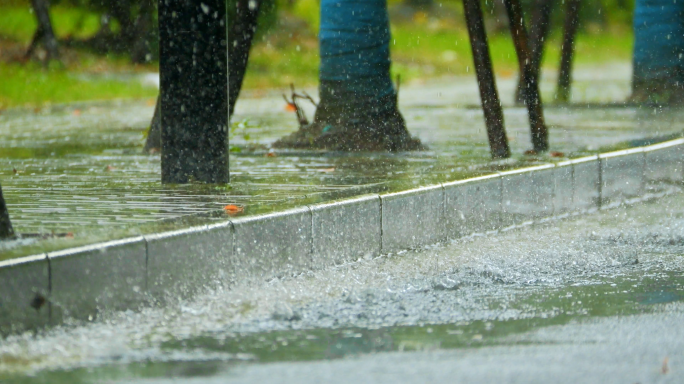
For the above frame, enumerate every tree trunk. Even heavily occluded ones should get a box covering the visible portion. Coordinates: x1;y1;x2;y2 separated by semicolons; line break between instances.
556;0;581;103
144;97;162;153
159;0;230;184
0;183;15;240
302;0;420;151
631;0;684;103
144;0;261;153
504;0;548;153
514;0;554;104
26;0;59;61
463;0;510;159
229;0;262;116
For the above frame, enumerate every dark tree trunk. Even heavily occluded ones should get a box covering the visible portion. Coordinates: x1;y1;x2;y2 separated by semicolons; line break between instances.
144;0;261;153
463;0;511;159
144;97;162;153
26;0;59;62
0;183;14;240
489;0;510;34
129;0;156;64
229;0;262;116
504;0;548;153
503;0;528;104
514;0;554;104
556;0;581;103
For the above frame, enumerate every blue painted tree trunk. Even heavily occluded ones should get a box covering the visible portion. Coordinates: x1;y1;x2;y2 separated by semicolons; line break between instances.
273;0;421;150
318;0;395;117
632;0;684;102
312;0;418;150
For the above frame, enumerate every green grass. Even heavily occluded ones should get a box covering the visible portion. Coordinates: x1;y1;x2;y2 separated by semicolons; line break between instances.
0;62;158;108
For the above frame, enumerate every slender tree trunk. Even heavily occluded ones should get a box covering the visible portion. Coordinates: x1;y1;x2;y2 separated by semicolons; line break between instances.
514;0;554;104
144;97;162;153
489;0;510;34
145;0;261;153
129;0;156;64
26;0;59;61
504;0;528;105
556;0;581;103
463;0;510;159
0;183;15;240
504;0;548;153
229;0;262;116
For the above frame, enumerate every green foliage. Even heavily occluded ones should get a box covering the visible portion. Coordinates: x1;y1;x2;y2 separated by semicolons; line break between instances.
0;4;101;42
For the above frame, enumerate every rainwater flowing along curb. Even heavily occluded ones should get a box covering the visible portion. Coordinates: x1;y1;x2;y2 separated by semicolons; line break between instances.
1;139;683;335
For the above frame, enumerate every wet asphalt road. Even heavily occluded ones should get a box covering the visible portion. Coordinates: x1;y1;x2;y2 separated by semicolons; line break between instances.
130;307;684;384
3;191;684;383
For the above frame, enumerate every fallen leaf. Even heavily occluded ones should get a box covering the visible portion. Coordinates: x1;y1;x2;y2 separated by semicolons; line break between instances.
319;168;335;173
497;69;514;79
550;151;565;158
104;165;116;171
72;109;81;117
223;204;245;215
662;356;669;374
285;103;297;112
524;149;538;156
265;151;277;158
13;168;17;175
146;98;156;106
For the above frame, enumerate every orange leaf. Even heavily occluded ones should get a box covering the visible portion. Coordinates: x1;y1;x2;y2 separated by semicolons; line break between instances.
72;109;82;117
223;204;245;215
285;103;297;112
265;151;277;158
550;151;565;158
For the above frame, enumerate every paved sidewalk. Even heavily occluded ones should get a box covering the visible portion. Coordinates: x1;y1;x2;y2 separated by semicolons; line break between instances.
1;62;683;258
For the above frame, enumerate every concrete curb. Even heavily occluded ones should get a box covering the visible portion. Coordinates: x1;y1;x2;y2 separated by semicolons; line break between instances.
2;138;683;334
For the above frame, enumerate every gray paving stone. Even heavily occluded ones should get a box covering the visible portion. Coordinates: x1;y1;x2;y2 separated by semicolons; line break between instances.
501;165;555;226
600;149;645;208
310;195;381;267
381;185;445;253
146;222;232;299
572;156;601;212
232;207;312;281
48;238;147;323
0;255;49;334
643;140;684;194
554;161;574;215
443;174;502;238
